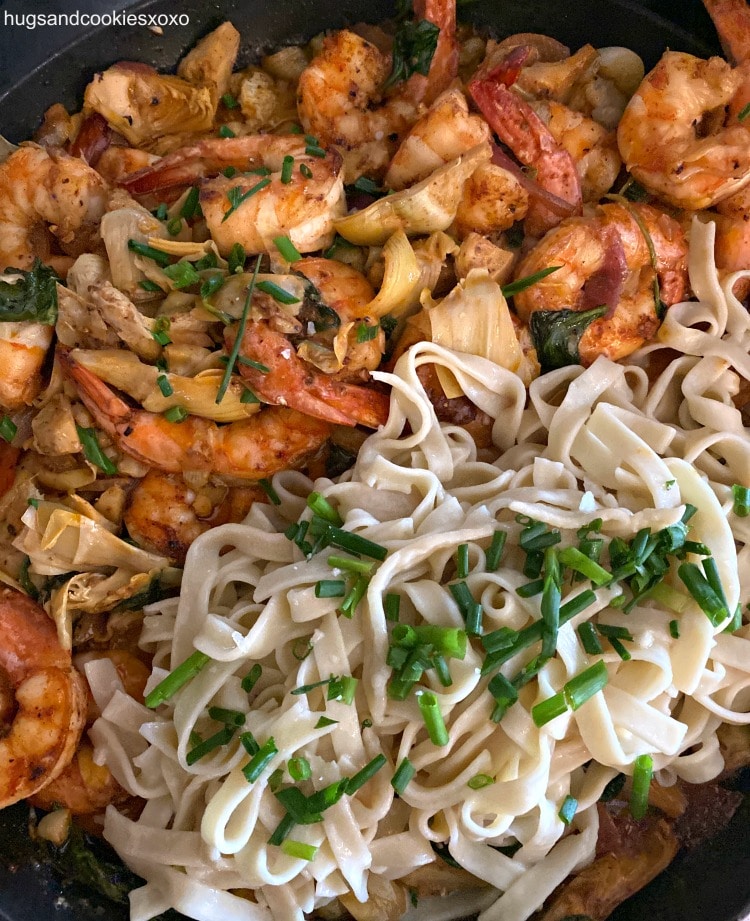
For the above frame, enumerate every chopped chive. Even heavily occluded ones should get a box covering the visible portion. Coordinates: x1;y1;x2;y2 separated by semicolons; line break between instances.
488;672;519;717
465;601;483;636
485;530;507;572
681;503;698;524
346;754;387;794
268;812;296;846
293;637;313;660
352;176;381;195
307;491;343;525
228;242;246;274
145;650;211;708
596;624;633;640
609;637;631;661
241;664;262;693
291;677;334;696
234;354;271;373
315;578;346;598
200;273;225;300
27;498;39;509
456;543;470;579
558;794;578;825
156;374;174;397
241;731;259;756
356;323;379;343
76;425;117;475
280;155;294;184
328;675;358;704
305;145;326;158
216;254;262;404
219;124;235;138
669;619;680;639
384;593;401;621
738;102;750;121
273;235;302;262
247;166;272;177
391;757;416;794
327;555;374;575
127;238;171;267
259;478;281;506
163;405;188;423
559;546;612;585
630;753;653;820
255;280;301;304
326;525;387;561
678;562;728;626
180;187;201;220
300;163;313;179
163;260;200;289
732;484;750;516
306;778;348;813
151;316;172;346
288;757;312;781
186;726;235;765
395;625;467;659
578;621;603;655
516;579;544;598
523;550;544;579
208;706;245;727
468;773;495;790
222;179;271;223
449;581;475;615
223;166;237;179
0;415;17;443
315;716;338;728
167;216;182;236
540;548;561;659
501;265;561;298
417;691;449;746
565;660;609;710
242;737;278;783
154;202;169;220
139;278;163;293
281;839;318;861
338;574;369;618
433;654;453;687
18;556;39;601
222;92;239;109
532;691;567;727
304;134;319;145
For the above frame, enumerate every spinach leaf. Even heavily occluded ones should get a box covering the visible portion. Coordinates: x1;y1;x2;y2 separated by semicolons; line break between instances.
48;822;139;905
530;306;608;373
383;18;440;91
0;259;60;324
296;278;341;333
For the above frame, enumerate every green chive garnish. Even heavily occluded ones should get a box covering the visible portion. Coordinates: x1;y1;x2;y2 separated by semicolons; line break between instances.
391;757;415;794
456;543;469;579
259;478;281;505
281;839;318;861
145;650;211;708
315;579;346;598
468;773;495;790
630;753;653;819
485;529;507;572
163;261;200;289
558;794;577;825
0;415;17;443
128;239;171;267
219;125;235;138
531;691;568;727
208;706;245;727
300;163;313;179
200;273;225;300
678;561;729;626
222;93;239;108
268;812;296;846
222;179;271;222
76;425;117;475
338;575;369;618
167;216;182;236
256;280;300;305
180;187;201;220
216;254;262;404
163;405;188;423
289;757;312;781
280;155;294;184
577;622;603;655
565;660;609;710
241;663;262;693
346;754;387;793
356;323;379;343
417;691;449;746
156;374;173;397
307;491;343;525
327;555;374;575
139;279;163;293
228;242;246;274
501;265;561;298
273;235;302;262
186;726;235;765
669;619;680;639
558;546;612;585
384;593;401;621
242;736;278;782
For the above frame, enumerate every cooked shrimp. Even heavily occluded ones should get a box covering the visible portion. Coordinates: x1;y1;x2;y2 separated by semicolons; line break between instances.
0;146;108;410
468;51;582;237
122;135;345;256
123;470;265;563
617;50;750;209
0;145;108;276
0;585;87;809
513;201;688;364
231;322;390;429
531;100;621;201
384;88;490;190
60;350;332;481
95;146;157;184
294;256;384;375
297;0;458;180
452;162;529;239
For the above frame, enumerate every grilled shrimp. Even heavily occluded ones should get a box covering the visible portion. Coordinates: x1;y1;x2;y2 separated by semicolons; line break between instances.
0;146;108;410
122;135;345;256
296;0;458;180
468;49;582;237
123;470;264;563
384;88;490;190
0;585;88;809
513;201;688;365
617;50;750;209
60;350;333;482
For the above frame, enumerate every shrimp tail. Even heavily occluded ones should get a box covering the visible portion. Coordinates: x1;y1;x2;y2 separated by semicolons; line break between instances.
58;347;132;437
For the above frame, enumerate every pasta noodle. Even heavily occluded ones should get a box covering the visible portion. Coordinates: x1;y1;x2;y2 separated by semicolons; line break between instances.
89;218;750;921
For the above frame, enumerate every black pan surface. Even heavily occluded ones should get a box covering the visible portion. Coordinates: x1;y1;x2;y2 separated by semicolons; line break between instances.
0;1;745;920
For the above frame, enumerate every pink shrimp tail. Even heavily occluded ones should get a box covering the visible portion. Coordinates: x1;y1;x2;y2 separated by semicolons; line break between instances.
57;349;130;435
412;0;459;106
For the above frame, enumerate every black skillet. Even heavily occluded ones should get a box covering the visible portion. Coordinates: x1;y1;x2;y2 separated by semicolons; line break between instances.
0;0;747;919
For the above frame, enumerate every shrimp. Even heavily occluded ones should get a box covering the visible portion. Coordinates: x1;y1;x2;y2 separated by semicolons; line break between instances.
384;88;490;190
513;201;688;365
123;470;265;563
468;50;582;237
122;135;345;256
0;146;108;410
231;322;390;429
0;585;88;809
59;350;333;482
296;0;458;180
617;50;750;209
